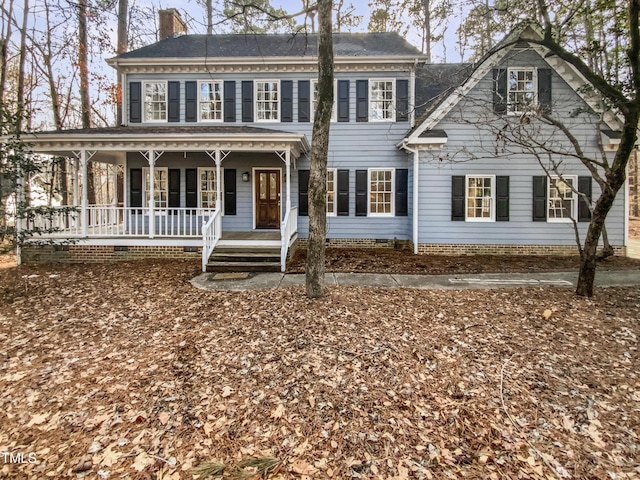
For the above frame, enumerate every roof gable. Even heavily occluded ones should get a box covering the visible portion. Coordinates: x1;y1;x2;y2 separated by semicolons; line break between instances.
402;24;621;148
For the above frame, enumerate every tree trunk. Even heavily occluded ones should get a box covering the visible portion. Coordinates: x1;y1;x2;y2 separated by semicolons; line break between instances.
78;0;96;204
16;0;29;131
206;0;213;34
305;0;334;298
116;0;129;125
576;114;639;296
0;0;15;103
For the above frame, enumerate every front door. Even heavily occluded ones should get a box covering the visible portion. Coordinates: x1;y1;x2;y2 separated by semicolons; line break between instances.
255;170;280;229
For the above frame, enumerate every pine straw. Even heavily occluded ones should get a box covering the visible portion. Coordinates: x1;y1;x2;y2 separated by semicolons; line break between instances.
0;259;639;479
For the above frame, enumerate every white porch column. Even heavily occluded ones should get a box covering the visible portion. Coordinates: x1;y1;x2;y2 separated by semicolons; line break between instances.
412;149;419;254
111;165;118;207
81;150;88;237
215;149;222;211
285;149;291;212
148;149;155;238
73;158;80;206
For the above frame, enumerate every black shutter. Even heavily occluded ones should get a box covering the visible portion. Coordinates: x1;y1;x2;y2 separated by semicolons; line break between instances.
355;169;367;216
168;169;180;208
129;82;141;123
337;80;349;122
337;169;349;216
533;176;547;221
496;176;509;221
224;81;236;122
224;169;236;215
185;168;197;208
395;168;408;216
493;68;507;114
451;176;465;221
185;81;197;122
130;168;143;207
298;80;310;122
281;80;293;122
298;170;310;216
168;81;180;122
356;80;368;122
578;176;592;222
396;79;409;122
538;68;552;114
242;81;253;122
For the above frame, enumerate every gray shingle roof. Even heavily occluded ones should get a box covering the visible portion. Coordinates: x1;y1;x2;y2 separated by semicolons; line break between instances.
116;32;423;59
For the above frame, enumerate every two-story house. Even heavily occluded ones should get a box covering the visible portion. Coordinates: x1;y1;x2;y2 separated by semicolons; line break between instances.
19;11;627;270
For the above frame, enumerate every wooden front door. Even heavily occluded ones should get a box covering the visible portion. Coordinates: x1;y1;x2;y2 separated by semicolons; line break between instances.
255;170;281;229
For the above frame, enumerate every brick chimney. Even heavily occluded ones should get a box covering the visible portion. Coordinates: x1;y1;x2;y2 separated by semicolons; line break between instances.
159;8;187;40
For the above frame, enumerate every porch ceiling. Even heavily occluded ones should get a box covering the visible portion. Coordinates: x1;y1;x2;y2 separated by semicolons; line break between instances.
21;125;310;161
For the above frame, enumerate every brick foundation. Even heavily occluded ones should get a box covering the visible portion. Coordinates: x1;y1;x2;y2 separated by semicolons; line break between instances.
416;243;626;256
21;244;202;264
21;241;627;265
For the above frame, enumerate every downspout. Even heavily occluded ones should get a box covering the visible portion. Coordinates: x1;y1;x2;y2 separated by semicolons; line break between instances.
402;142;420;254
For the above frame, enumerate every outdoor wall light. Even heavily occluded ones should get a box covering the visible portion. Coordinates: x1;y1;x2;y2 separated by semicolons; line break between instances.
242;172;250;182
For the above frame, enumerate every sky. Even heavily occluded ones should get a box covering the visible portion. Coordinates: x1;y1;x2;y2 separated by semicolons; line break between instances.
177;0;467;62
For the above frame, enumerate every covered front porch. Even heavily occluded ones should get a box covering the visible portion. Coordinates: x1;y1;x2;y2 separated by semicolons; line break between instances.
21;126;309;271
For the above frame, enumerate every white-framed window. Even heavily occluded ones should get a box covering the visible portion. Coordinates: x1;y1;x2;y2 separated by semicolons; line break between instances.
369;79;395;122
199;81;223;121
368;168;394;216
255;80;279;121
143;167;168;208
327;168;337;216
311;80;337;122
199;167;218;209
507;68;536;114
466;175;495;222
548;176;577;222
143;81;167;122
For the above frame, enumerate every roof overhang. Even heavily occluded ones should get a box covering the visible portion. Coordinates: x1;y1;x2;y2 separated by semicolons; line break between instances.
398;130;448;151
18;127;310;161
107;55;424;74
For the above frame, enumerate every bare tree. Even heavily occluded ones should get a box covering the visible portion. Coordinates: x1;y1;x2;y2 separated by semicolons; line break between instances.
305;0;334;298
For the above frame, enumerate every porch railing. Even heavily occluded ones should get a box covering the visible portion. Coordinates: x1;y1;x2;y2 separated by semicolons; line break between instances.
202;209;222;272
280;206;298;272
27;205;215;238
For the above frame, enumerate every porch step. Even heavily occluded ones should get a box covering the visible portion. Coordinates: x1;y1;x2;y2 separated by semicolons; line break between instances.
206;245;281;272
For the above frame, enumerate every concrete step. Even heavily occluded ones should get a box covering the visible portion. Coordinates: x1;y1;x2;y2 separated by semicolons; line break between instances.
209;252;281;262
206;261;281;273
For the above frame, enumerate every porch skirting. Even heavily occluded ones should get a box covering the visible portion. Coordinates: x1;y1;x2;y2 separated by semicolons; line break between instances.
21;244;202;264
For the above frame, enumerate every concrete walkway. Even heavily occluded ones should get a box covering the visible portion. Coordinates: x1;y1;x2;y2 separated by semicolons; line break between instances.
191;269;640;291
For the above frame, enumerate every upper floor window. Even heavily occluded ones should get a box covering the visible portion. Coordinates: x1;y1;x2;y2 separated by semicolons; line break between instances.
548;176;576;222
144;82;167;122
508;68;536;114
256;81;279;121
466;175;495;222
311;80;337;122
199;81;223;121
369;80;395;122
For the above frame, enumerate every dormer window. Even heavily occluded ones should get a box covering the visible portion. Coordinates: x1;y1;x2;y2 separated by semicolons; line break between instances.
143;82;167;122
199;81;223;121
256;81;279;121
507;68;536;114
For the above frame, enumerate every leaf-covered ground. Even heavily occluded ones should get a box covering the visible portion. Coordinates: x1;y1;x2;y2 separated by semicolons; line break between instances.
1;259;639;480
